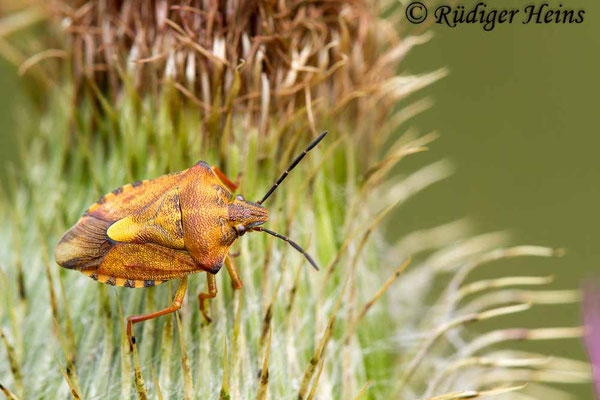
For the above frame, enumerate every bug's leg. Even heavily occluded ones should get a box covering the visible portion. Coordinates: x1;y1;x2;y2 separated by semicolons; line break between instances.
225;255;243;290
127;276;188;348
211;166;240;192
198;272;218;323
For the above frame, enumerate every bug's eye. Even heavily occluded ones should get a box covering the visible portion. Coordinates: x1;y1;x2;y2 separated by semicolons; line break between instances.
235;224;246;236
236;194;245;201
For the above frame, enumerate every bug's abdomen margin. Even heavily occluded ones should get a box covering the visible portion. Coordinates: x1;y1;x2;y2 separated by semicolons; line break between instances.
95;242;199;284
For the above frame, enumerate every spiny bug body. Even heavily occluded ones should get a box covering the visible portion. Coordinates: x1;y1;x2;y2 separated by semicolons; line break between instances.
55;131;327;344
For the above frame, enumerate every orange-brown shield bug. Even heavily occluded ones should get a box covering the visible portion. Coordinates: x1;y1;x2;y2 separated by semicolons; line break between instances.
55;130;328;345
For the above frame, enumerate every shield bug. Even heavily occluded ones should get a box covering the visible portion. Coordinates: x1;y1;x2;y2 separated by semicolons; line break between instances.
55;130;328;345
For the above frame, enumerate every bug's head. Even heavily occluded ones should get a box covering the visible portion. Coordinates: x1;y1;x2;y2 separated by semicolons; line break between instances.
229;130;329;272
227;194;268;237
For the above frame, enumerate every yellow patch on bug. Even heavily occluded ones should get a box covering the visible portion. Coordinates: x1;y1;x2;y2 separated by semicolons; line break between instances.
107;186;185;249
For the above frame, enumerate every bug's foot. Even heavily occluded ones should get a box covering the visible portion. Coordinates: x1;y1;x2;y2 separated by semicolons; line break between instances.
197;287;216;325
200;306;213;325
126;319;136;351
229;250;241;258
128;335;136;352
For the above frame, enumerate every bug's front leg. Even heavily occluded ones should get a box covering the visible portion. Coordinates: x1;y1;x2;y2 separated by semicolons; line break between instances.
198;272;218;323
211;166;240;192
127;276;188;348
225;255;243;290
197;257;242;323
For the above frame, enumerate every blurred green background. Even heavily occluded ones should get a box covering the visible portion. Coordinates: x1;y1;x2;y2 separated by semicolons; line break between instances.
396;0;599;397
0;60;23;170
0;0;598;397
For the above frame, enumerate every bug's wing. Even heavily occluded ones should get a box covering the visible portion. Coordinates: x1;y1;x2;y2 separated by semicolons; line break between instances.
85;161;225;223
107;186;185;249
86;168;189;221
55;161;224;272
55;215;113;270
55;168;190;270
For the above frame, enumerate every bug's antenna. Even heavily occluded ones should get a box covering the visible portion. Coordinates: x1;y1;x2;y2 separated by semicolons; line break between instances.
253;227;319;271
257;130;328;205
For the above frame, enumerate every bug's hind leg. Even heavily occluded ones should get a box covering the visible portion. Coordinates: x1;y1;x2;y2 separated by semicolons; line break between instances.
127;276;188;348
211;166;240;192
225;255;243;290
198;272;218;323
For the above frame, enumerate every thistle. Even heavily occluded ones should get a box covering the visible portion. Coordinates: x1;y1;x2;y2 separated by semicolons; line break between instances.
0;1;589;399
